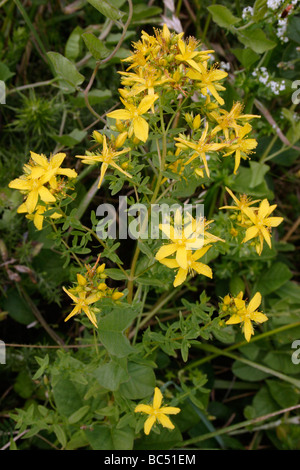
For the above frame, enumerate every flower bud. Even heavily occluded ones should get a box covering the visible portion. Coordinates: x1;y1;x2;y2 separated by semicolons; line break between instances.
115;132;128;148
92;131;103;144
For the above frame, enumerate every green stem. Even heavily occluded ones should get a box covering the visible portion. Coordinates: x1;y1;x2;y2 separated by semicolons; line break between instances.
127;97;167;303
178;404;300;448
186;320;300;369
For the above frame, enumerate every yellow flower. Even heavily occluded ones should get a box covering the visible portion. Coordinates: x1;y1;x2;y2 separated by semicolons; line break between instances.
219;187;260;226
220;187;259;213
62;288;100;328
175;38;213;73
159;245;213;287
187;63;227;105
9;175;56;214
210;102;260;140
134;387;180;435
175;122;225;177
106;94;158;143
17;203;61;230
8;151;77;214
28;152;77;189
223;123;258;174
155;209;205;270
226;291;268;342
76;135;132;188
242;199;284;255
119;69;169;99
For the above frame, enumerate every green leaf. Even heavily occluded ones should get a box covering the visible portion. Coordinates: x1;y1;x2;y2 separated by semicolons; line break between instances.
97;306;139;357
131;5;162;22
82;32;110;60
232;360;270;382
263;351;300;377
71;89;112;107
231;166;274;199
231;48;260;68
286;16;300;44
267;380;299;409
47;52;85;93
104;268;128;280
134;426;182;450
13;370;35;399
3;289;35;325
52;376;86;417
52;424;67;448
65;26;83;61
68;405;90;424
254;262;293;295
0;61;15;81
51;129;87;147
229;275;245;296
119;361;156;399
251;386;278;417
93;359;129;391
207;5;240;30
32;354;49;380
252;0;268;21
249;161;270;188
85;425;134;450
87;0;124;21
237;28;277;54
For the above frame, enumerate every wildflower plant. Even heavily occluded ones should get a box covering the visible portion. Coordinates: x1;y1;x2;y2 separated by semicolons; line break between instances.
5;10;293;451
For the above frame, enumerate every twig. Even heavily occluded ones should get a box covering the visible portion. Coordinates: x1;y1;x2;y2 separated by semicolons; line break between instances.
254;99;300;151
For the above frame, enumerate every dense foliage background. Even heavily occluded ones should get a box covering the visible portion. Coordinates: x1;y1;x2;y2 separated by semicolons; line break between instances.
0;0;300;450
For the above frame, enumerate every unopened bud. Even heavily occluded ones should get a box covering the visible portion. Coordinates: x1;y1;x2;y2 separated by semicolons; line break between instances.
115;132;128;148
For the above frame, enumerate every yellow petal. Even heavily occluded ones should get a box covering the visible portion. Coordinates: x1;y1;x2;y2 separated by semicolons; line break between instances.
226;314;242;325
155;243;177;260
134;404;153;414
158;258;179;269
38;186;56;203
106;109;131;120
137;94;158;115
25;190;39;214
156;413;175;430
243;318;254;342
243;225;259;243
248;292;261;314
33;211;44;230
174;267;187;287
264;217;283;227
192;261;212;278
144;415;156;435
153;387;163;409
261;226;272;248
258;199;270;219
252;311;268;324
8;178;31;190
51;153;66;168
133;116;149;142
30;151;48;167
176;246;188;269
159;406;181;415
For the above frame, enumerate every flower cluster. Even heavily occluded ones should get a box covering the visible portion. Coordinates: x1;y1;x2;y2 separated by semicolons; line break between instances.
175;102;260;177
221;291;268;342
62;259;123;328
220;187;283;255
8;152;77;230
155;209;223;287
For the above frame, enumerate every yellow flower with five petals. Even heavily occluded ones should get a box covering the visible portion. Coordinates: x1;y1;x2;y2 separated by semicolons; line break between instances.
106;94;158;143
134;387;180;435
226;291;268;342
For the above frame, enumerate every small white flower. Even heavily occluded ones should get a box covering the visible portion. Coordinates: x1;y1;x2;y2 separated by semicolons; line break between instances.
267;0;283;10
